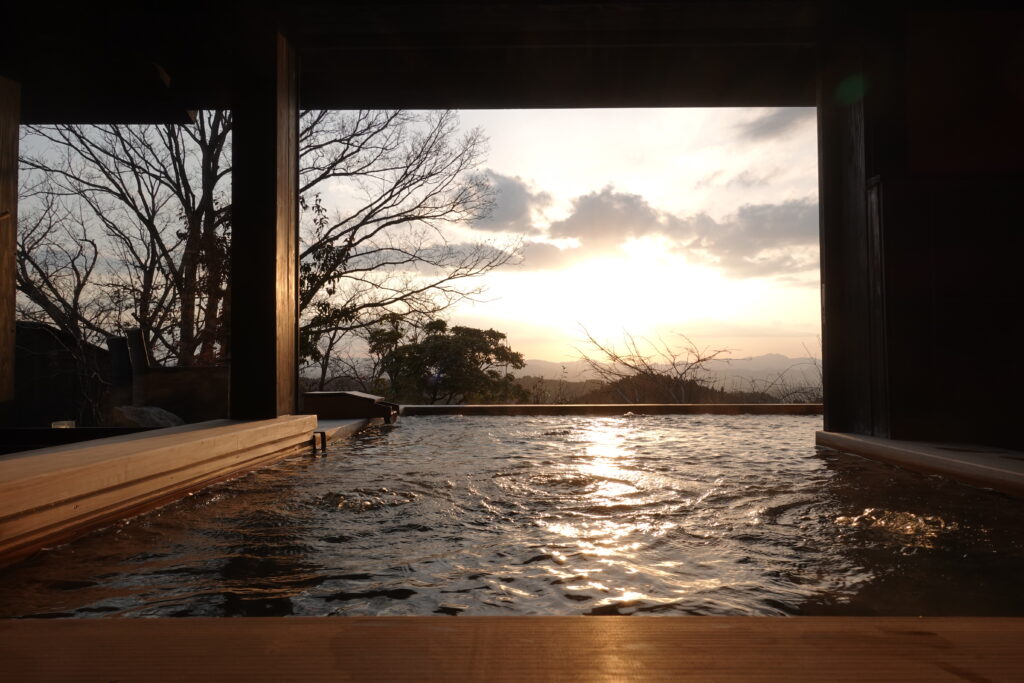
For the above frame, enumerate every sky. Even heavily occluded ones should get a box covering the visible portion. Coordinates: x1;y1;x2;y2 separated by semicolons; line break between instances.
437;107;821;362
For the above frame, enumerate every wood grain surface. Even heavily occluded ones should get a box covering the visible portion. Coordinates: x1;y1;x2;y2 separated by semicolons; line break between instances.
1;616;1020;682
0;416;316;566
229;27;299;420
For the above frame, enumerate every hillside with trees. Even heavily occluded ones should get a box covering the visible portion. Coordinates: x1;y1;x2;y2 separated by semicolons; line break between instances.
304;326;820;406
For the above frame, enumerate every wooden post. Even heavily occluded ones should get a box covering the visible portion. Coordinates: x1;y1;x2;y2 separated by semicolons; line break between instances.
816;4;877;436
0;76;19;423
230;30;299;419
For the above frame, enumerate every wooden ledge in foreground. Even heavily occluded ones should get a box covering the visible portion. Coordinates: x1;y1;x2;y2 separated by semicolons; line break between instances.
1;616;1021;681
0;415;317;567
402;403;823;416
817;431;1024;497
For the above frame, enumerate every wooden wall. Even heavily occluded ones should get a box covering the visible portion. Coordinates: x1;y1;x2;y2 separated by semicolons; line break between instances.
819;5;1024;449
0;76;18;422
886;10;1024;448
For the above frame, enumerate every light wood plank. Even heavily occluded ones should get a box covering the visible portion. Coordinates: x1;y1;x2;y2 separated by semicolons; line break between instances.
316;417;374;446
0;616;1020;682
0;416;316;565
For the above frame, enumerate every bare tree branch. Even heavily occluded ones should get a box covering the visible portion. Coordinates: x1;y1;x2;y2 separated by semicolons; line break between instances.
576;328;732;403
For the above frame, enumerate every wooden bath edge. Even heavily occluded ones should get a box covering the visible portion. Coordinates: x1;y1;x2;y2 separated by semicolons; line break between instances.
816;431;1024;498
1;616;1021;681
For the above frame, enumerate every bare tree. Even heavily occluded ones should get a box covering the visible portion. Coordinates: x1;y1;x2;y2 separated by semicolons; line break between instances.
14;190;126;423
304;325;389;394
576;328;731;403
18;110;518;409
307;314;413;393
18;112;232;366
16;191;114;346
734;341;822;403
313;347;389;394
297;110;517;365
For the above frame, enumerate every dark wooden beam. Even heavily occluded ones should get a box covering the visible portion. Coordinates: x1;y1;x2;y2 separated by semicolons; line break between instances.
289;1;821;47
0;76;19;422
299;44;816;109
8;3;820;121
294;2;818;108
229;30;299;419
7;5;226;124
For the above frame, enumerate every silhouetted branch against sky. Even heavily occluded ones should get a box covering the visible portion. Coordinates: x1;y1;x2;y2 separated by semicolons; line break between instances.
18;115;233;366
574;326;734;403
18;110;520;370
228;109;521;366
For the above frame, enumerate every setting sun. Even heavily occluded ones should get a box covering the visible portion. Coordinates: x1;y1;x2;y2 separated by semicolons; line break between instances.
443;107;820;362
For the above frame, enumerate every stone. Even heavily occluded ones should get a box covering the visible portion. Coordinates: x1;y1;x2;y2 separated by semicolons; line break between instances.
108;405;185;428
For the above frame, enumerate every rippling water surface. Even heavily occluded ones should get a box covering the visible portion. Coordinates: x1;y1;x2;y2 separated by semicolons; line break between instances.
3;414;1024;617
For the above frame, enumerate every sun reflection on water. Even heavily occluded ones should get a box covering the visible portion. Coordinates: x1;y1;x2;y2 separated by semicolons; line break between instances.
534;420;687;606
835;508;960;550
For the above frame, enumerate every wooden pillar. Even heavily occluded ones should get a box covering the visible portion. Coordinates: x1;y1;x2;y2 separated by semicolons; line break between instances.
816;4;880;436
230;30;299;419
0;76;19;422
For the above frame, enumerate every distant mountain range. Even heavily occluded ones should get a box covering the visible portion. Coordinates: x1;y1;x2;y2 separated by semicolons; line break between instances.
521;354;822;391
301;352;822;393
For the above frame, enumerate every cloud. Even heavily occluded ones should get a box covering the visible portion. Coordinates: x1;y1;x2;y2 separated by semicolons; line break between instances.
487;182;819;279
736;108;816;141
548;187;664;249
519;241;578;270
694;170;724;189
471;170;550;234
684;199;819;277
695;167;781;189
727;168;780;188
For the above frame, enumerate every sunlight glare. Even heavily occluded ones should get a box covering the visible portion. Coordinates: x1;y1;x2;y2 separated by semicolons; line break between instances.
456;235;779;360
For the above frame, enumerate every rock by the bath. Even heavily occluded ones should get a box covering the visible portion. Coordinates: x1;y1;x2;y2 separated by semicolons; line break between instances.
109;405;185;428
